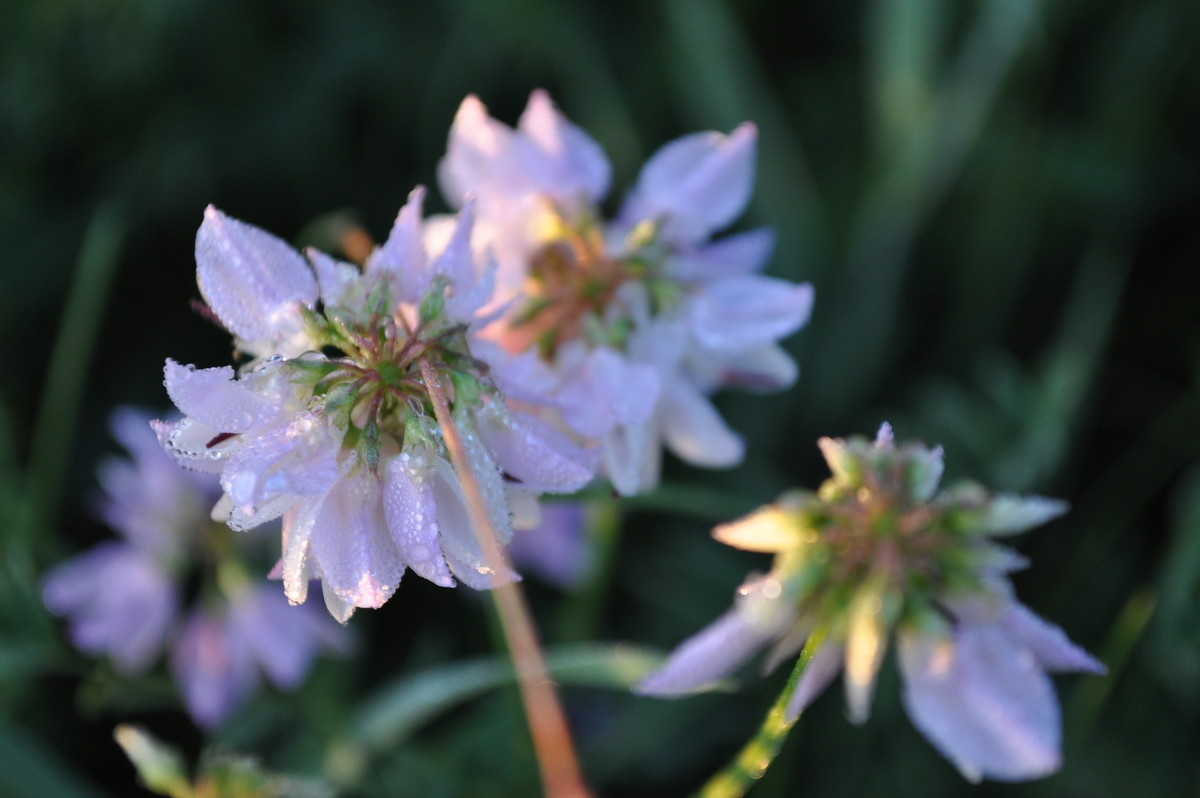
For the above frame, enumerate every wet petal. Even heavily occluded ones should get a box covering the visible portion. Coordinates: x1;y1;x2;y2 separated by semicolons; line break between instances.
367;186;430;304
308;469;405;609
195;206;317;352
151;416;236;475
163;360;279;433
221;413;341;517
477;405;595;494
383;449;455;588
690;277;814;353
898;627;1062;782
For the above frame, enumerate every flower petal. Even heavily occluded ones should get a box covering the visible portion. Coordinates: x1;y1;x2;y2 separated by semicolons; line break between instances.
367;186;430;304
195;206;317;354
220;413;341;517
660;379;744;468
151;416;236;474
163;360;279;433
898;627;1063;782
669;228;776;282
636;610;773;696
621;123;757;243
477;405;595;494
383;450;455;588
690;276;814;353
308;468;405;609
516;89;610;203
170;610;258;729
978;495;1069;536
1001;602;1106;674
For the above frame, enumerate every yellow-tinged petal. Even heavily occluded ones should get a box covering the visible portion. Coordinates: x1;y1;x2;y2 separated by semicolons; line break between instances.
713;506;803;552
845;584;888;724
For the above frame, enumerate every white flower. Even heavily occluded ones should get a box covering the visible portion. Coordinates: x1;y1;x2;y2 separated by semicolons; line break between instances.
438;91;813;495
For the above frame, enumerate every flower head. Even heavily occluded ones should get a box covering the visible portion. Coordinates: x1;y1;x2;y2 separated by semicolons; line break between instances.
438;91;814;495
43;408;346;728
638;424;1104;782
157;193;595;621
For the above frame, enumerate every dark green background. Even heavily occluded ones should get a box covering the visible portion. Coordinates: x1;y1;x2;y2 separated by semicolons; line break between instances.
2;0;1198;796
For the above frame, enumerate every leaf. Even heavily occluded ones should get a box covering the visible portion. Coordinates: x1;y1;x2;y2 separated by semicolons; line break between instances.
350;643;665;751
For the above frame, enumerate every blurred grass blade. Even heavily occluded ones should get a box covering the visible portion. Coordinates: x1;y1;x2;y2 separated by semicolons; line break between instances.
0;720;111;798
351;643;664;751
24;201;127;542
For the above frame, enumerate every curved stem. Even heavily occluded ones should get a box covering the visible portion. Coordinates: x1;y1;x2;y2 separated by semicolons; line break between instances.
694;633;825;798
419;359;592;798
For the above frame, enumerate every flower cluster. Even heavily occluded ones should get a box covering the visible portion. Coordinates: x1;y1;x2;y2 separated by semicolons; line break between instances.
439;91;814;495
156;193;595;621
42;408;345;728
638;424;1104;782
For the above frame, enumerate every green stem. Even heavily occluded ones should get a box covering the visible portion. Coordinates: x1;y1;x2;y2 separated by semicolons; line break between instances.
693;633;824;798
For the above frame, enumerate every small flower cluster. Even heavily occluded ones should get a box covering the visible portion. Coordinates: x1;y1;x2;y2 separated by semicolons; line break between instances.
43;408;345;728
155;91;812;620
638;424;1104;782
440;91;814;495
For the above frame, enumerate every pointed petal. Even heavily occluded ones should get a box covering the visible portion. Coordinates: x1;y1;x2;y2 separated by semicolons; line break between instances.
844;586;888;724
170;610;257;729
151;416;235;474
661;379;744;468
220;413;341;517
195;206;317;350
438;95;520;208
898;627;1063;782
308;469;405;609
690;277;813;353
636;609;773;696
905;443;944;502
1001;602;1106;674
163;360;279;433
687;343;798;393
383;450;455;588
784;642;845;722
622;123;758;242
367;186;430;304
978;495;1069;536
516;89;610;202
558;348;660;438
477;405;595;494
669;228;776;281
307;248;364;309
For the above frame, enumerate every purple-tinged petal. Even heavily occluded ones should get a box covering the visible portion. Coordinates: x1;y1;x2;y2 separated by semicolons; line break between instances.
366;187;430;304
438;95;521;209
43;543;176;675
383;449;455;588
516;89;610;203
600;417;658;497
220;413;341;517
508;503;591;589
228;585;346;689
636;610;774;696
660;379;744;468
152;416;235;474
558;348;659;438
690;277;813;354
308;468;405;609
307;248;364;310
905;443;945;502
195;206;317;353
170;610;258;729
784;642;845;722
163;360;279;433
1001;602;1106;674
686;343;798;394
477;405;595;494
281;493;329;606
428;455;517;588
621;123;758;243
669;228;776;282
898;627;1062;782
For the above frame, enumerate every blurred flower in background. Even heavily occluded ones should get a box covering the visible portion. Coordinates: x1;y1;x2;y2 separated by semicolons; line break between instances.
43;407;346;728
440;91;813;496
639;424;1105;782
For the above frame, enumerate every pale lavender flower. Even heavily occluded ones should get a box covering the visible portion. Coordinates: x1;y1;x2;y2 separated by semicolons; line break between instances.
157;195;595;621
638;424;1104;782
439;91;813;495
172;584;347;729
43;407;347;728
